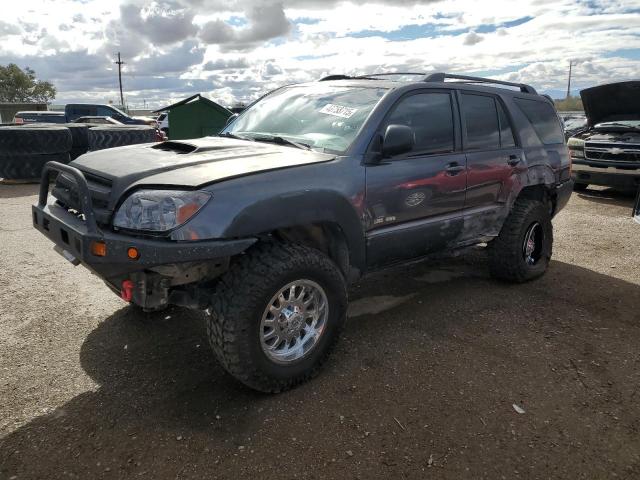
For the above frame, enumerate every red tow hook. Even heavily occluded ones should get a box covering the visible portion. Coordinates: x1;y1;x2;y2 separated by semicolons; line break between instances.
121;280;134;302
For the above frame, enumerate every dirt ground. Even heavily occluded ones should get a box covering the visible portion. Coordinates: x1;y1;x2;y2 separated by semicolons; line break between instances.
1;184;639;480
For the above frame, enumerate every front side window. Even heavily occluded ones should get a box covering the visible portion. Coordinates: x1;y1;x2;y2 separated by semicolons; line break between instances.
224;84;388;153
514;98;564;145
462;93;500;150
384;92;455;155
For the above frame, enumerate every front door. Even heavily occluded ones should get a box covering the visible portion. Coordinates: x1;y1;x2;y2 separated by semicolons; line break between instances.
365;90;467;268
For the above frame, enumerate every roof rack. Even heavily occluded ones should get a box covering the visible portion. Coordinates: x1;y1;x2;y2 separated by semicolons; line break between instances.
319;72;428;81
424;73;537;94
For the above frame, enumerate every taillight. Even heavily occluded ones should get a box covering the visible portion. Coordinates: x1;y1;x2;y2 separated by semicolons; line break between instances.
15;117;24;124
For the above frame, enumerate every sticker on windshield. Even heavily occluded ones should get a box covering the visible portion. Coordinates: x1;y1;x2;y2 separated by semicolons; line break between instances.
319;103;358;118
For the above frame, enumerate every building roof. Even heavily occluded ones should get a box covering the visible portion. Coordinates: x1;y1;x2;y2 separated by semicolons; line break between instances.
152;94;231;115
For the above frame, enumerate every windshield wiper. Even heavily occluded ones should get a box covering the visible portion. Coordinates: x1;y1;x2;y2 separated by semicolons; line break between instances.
251;135;312;151
218;132;254;141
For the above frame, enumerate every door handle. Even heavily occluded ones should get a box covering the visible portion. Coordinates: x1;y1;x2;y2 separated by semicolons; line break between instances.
507;154;521;167
445;163;466;175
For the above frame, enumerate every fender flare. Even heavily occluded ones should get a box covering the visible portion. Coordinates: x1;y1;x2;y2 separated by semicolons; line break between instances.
223;190;366;272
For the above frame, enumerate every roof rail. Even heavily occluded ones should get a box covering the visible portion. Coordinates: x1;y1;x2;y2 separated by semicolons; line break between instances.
354;72;427;79
424;73;537;94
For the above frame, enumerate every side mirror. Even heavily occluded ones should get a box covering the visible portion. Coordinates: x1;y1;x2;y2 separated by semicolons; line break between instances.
225;113;239;126
382;124;414;158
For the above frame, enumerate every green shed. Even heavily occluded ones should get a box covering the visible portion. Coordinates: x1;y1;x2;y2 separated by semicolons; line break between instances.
153;94;232;140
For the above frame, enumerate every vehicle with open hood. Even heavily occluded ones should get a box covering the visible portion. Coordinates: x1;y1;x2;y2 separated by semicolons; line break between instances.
32;72;572;392
567;81;640;191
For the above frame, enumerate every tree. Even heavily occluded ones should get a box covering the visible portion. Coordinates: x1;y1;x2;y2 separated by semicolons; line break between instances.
0;64;56;103
554;96;583;112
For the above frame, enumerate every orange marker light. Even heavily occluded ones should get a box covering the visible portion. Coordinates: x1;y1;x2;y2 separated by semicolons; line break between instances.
90;241;107;257
127;247;140;260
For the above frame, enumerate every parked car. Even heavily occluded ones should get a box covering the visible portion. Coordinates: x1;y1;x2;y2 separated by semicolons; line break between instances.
13;111;66;124
32;72;572;392
156;112;169;134
73;116;123;125
567;81;640;191
64;104;147;125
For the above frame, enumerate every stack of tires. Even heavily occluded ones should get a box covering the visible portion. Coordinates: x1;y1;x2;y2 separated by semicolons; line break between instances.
87;125;156;151
0;124;157;182
0;126;71;181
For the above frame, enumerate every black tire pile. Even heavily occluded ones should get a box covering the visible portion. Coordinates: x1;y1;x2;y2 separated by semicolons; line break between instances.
0;124;157;181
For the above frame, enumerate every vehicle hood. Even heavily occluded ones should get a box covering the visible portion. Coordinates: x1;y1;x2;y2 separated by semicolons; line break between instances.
580;81;640;126
72;137;336;193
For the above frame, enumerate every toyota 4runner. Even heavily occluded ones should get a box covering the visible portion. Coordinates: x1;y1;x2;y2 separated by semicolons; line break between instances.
33;73;573;392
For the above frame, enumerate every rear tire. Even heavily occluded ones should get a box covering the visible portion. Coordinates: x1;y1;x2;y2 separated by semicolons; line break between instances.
207;242;347;393
488;199;553;283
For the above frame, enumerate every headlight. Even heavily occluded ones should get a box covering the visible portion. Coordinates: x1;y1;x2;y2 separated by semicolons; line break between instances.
567;137;585;148
113;190;211;231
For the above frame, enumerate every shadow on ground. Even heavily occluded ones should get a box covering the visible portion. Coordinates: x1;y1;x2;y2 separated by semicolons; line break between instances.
0;183;39;200
574;186;637;208
1;255;640;479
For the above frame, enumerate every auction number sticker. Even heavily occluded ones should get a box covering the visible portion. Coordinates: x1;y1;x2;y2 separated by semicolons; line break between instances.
319;103;358;118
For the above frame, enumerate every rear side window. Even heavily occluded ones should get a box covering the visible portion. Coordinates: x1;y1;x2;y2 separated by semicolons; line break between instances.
385;92;454;155
514;98;564;144
497;101;516;148
461;93;500;150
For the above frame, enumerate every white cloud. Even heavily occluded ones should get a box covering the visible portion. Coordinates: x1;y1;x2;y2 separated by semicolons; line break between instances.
0;0;637;107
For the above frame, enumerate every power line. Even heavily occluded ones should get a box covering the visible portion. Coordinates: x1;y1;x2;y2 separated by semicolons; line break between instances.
114;52;125;109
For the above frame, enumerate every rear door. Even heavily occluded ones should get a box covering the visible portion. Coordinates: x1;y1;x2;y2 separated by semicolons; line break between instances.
365;90;467;267
460;92;521;209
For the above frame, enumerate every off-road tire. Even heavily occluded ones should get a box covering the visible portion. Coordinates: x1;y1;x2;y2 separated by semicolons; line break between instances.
573;182;588;192
0;152;70;180
207;242;347;393
488;199;553;283
87;126;156;151
0;126;72;154
63;123;90;149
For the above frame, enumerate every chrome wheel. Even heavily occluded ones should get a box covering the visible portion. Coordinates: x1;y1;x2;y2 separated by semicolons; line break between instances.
260;280;329;364
522;221;543;265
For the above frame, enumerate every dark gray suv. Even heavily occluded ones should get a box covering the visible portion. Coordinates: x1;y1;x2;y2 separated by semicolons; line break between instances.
33;73;573;392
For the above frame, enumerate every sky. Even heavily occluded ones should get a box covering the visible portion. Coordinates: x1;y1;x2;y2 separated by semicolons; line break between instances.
1;0;639;109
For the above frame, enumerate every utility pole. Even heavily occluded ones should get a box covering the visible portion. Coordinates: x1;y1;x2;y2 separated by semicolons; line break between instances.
566;60;576;99
114;52;125;109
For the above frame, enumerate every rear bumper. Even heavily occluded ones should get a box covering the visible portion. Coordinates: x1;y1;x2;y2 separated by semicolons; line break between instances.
572;161;640;189
554;179;573;215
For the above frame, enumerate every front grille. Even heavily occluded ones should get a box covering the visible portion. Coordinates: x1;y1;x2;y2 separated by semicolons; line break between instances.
584;142;640;163
51;172;113;225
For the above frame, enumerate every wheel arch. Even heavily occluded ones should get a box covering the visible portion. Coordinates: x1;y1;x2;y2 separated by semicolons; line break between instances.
222;190;366;279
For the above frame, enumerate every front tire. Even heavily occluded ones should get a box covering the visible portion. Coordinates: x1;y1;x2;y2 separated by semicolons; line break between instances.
207;242;347;393
488;199;553;282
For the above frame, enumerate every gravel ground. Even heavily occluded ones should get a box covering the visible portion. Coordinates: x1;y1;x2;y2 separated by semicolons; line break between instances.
1;184;639;479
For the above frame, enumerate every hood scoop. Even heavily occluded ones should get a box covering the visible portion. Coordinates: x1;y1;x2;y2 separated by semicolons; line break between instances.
152;141;198;154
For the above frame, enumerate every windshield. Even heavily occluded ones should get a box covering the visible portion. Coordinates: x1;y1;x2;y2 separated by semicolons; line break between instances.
222;84;388;153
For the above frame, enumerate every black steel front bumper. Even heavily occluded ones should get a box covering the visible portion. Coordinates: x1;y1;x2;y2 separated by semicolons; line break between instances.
32;162;256;298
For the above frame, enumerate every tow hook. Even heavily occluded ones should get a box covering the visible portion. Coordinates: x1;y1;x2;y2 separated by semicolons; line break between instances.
121;280;134;302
